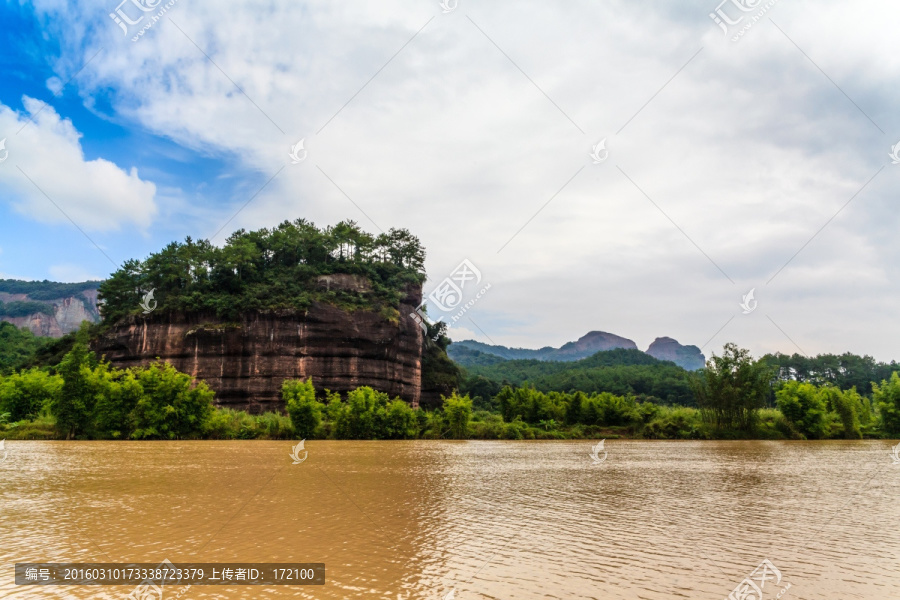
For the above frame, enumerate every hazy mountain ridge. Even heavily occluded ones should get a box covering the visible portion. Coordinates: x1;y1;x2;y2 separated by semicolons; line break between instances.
449;331;705;370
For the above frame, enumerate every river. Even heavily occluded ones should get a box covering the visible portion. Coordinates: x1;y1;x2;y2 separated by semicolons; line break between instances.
1;440;898;599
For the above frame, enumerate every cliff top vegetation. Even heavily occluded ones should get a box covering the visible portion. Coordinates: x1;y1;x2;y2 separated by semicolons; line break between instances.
98;219;426;322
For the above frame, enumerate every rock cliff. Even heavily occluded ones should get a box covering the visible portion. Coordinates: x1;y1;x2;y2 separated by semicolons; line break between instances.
644;337;705;371
0;287;100;337
95;280;424;412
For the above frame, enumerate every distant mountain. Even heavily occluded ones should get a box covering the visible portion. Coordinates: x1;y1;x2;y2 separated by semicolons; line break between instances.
449;330;705;370
645;337;705;371
0;279;102;337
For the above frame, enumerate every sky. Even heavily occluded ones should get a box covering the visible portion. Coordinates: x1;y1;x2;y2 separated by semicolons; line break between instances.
0;0;898;360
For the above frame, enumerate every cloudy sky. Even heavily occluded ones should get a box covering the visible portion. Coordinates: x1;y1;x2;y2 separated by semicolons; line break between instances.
0;0;898;360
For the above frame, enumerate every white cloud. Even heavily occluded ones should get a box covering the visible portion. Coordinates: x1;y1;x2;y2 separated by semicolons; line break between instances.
19;0;900;359
0;97;158;231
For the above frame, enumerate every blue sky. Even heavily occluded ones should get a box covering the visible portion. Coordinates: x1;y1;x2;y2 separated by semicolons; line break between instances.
1;0;899;359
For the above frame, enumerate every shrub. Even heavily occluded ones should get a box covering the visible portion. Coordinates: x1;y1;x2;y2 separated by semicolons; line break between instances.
130;362;215;439
443;392;472;439
873;373;900;435
282;378;324;438
775;381;831;440
0;369;62;422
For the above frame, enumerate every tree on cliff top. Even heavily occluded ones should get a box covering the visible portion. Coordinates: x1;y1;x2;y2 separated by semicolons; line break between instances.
98;219;426;322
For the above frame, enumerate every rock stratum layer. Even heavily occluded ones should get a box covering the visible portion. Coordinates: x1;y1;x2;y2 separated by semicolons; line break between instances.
96;282;424;412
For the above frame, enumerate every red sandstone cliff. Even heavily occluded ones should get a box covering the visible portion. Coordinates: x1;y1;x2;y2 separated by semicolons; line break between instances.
95;279;423;412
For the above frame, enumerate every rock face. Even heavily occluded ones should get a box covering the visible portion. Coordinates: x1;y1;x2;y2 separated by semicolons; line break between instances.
0;289;101;337
555;331;638;359
95;283;424;412
449;331;638;363
645;337;705;371
449;331;705;369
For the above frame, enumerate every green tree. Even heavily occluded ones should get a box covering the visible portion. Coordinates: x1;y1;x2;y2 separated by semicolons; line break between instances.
0;369;62;421
51;342;96;439
443;392;472;439
332;387;384;439
689;343;770;431
282;378;324;438
873;372;900;435
130;362;214;439
775;381;831;439
820;385;862;439
0;322;50;373
91;365;144;439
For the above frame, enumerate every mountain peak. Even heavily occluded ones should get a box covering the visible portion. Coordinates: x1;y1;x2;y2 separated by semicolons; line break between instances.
645;337;705;370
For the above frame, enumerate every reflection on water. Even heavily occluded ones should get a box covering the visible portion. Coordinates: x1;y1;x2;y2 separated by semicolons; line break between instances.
1;440;899;599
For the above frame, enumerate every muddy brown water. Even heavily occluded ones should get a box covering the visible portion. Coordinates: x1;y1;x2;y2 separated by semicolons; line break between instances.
1;440;898;599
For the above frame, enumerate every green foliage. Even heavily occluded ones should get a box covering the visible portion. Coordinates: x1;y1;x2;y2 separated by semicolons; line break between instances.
90;365;144;439
0;300;55;317
765;351;900;396
689;343;771;431
422;336;463;400
462;348;694;405
98;220;426;323
0;279;100;301
0;369;62;421
282;378;324;438
52;342;97;439
0;322;51;374
873;372;900;435
202;408;294;440
775;381;832;440
442;392;473;439
328;386;419;440
129;362;215;439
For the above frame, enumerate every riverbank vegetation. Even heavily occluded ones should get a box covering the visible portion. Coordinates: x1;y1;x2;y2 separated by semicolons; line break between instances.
2;338;900;441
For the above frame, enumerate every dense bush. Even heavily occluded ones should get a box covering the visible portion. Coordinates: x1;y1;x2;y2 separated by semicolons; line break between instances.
0;300;55;317
283;378;324;438
0;368;62;421
0;322;52;374
873;372;900;435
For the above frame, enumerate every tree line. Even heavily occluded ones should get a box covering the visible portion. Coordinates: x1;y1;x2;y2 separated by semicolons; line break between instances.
3;337;900;440
98;219;426;322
